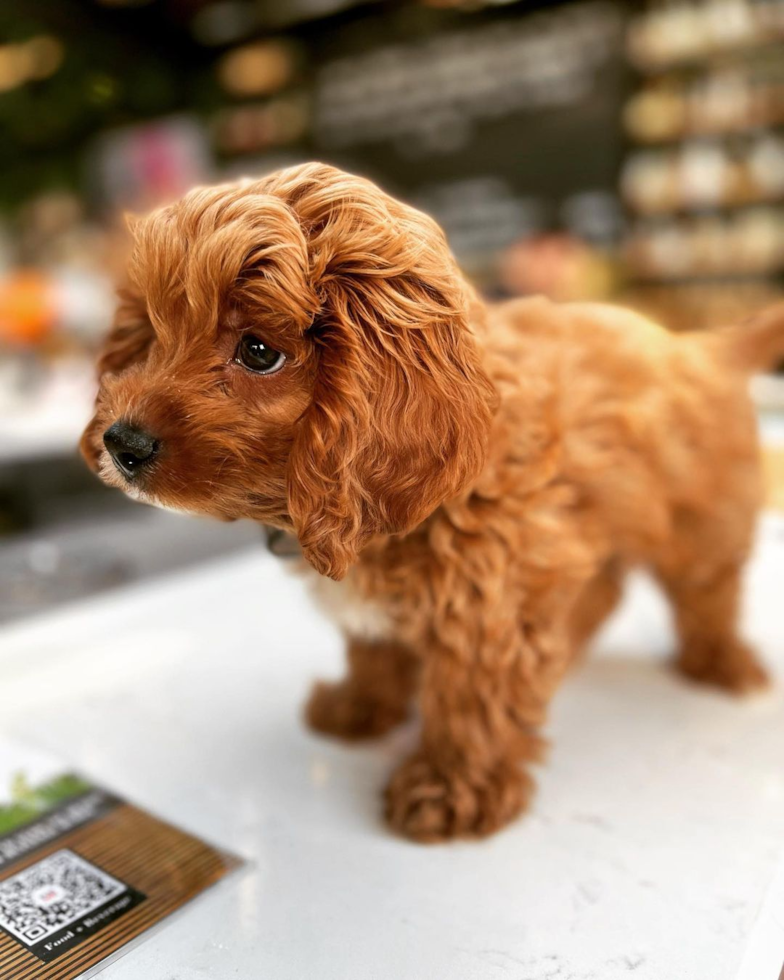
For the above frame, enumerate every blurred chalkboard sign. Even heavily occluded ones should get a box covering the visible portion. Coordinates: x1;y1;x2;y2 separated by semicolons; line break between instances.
290;0;630;260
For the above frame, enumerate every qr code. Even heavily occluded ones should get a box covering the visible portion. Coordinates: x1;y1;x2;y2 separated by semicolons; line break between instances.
0;849;128;946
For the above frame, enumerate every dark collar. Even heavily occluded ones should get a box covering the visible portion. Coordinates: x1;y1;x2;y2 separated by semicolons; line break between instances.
263;526;302;558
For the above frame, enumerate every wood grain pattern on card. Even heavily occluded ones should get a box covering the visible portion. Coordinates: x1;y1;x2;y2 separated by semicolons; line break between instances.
0;797;239;980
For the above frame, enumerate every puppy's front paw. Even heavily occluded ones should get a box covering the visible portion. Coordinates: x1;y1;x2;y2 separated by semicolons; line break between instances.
384;753;532;843
676;640;772;695
305;680;409;741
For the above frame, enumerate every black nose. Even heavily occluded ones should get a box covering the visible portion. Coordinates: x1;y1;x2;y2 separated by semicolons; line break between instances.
103;421;159;479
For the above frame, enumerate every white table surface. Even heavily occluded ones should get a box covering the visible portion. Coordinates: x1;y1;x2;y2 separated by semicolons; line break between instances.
1;517;784;980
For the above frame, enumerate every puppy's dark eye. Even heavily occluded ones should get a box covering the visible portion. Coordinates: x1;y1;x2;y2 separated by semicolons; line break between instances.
236;335;286;375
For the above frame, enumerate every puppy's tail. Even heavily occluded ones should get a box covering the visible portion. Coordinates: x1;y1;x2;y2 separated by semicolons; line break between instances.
714;301;784;373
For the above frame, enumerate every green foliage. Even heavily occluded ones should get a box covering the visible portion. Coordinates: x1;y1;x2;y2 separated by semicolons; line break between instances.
0;0;222;213
0;771;92;835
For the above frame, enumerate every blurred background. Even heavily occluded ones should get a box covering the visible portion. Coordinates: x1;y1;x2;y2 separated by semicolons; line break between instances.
2;0;784;624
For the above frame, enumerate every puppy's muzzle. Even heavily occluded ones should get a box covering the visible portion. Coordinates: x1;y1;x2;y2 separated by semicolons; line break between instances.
103;420;159;481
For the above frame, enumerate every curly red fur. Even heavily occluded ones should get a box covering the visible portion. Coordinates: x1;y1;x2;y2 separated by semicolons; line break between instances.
83;163;782;842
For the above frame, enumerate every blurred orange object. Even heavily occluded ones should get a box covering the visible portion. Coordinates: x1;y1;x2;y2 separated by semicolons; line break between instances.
0;270;56;346
500;235;614;302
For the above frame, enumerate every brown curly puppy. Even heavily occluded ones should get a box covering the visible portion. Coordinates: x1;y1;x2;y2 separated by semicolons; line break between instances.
82;163;784;843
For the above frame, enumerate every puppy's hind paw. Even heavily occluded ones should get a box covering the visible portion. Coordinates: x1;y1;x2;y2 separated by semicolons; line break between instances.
676;640;772;696
384;753;532;843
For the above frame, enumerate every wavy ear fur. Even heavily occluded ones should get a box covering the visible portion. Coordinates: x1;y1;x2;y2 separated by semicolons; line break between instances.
281;166;497;580
95;288;154;378
79;287;153;471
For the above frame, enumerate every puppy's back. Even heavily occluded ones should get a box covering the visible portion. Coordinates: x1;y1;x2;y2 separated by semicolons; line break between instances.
485;295;762;556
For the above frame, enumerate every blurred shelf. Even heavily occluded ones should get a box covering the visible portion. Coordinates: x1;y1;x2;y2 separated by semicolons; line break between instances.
626;192;784;219
0;506;257;625
629;118;784;148
627;269;784;285
629;35;784;78
631;205;784;229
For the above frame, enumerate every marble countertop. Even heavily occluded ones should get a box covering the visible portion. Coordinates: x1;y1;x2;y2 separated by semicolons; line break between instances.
1;517;784;979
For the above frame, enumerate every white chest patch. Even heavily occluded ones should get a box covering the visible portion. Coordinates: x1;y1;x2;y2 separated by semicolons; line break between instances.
306;571;393;641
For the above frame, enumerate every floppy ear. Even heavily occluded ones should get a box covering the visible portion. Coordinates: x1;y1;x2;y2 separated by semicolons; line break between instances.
96;289;154;376
79;287;154;471
285;177;496;579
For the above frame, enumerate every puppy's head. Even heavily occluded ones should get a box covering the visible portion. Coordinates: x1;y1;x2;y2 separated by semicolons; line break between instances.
81;163;496;579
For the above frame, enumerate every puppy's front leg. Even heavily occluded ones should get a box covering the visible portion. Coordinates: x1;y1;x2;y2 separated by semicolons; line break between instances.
305;637;419;740
385;614;563;843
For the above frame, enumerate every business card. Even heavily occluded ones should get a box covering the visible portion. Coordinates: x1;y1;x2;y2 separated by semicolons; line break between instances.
0;737;240;978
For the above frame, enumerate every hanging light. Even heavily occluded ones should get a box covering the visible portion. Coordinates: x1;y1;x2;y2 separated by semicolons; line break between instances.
0;46;29;93
217;41;294;97
0;36;64;92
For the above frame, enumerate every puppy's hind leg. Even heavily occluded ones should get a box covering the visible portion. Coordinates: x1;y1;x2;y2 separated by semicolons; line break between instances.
305;638;419;741
655;516;769;695
568;559;624;659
